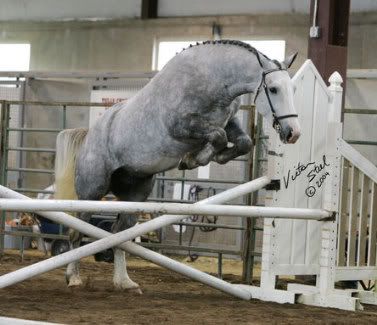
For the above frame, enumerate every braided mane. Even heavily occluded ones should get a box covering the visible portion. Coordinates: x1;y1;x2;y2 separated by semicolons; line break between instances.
181;39;275;68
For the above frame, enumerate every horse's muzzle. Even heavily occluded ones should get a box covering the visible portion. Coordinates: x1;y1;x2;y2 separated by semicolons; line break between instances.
285;127;300;144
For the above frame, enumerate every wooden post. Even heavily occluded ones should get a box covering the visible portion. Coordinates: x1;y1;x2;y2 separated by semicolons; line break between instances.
308;0;350;83
308;0;350;119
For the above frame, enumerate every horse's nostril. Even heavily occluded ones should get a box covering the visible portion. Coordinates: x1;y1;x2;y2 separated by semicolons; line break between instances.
286;129;293;142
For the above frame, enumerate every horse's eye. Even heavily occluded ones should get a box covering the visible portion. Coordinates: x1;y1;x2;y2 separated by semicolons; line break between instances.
269;87;278;94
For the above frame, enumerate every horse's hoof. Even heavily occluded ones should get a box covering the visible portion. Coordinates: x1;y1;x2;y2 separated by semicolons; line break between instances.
178;160;198;170
213;155;226;165
178;161;187;170
128;287;143;295
113;281;142;294
67;276;83;287
68;229;81;242
114;286;143;295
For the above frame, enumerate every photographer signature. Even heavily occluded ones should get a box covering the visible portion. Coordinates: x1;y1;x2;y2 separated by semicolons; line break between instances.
283;155;330;197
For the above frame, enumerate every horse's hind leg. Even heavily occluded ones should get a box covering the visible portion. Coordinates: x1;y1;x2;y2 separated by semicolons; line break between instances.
66;167;109;287
110;170;156;293
66;210;103;287
65;214;91;287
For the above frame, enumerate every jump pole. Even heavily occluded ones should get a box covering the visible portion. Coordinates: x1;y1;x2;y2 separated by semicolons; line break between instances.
0;200;331;220
0;176;271;299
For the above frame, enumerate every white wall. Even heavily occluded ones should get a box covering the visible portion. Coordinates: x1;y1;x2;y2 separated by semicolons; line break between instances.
0;0;140;21
158;0;309;17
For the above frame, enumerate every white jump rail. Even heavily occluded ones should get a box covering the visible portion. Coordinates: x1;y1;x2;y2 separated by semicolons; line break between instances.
0;177;270;299
0;199;331;220
0;316;61;325
0;177;331;293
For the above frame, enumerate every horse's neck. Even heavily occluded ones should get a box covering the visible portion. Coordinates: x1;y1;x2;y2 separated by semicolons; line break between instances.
146;46;269;109
186;47;265;100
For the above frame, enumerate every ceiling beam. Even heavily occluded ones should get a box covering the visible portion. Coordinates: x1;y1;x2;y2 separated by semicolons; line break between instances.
141;0;158;19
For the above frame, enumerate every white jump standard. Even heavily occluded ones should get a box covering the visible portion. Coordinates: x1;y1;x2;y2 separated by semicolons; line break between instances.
253;61;377;311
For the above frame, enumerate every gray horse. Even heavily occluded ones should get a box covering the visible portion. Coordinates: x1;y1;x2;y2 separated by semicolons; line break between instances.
54;40;300;292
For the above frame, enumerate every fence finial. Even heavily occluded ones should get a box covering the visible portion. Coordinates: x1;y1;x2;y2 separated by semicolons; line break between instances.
327;71;343;123
328;72;343;89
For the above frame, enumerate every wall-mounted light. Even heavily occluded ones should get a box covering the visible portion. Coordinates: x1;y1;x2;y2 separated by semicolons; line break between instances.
309;0;321;38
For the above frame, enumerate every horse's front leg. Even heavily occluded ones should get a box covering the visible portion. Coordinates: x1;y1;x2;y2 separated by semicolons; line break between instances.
180;129;228;170
213;116;252;164
66;164;110;288
172;115;228;170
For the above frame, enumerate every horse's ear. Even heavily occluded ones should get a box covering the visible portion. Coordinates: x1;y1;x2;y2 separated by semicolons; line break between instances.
282;52;298;69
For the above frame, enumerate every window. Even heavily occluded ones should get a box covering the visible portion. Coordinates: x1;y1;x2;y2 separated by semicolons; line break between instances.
153;40;199;70
0;44;30;87
242;40;286;61
0;44;30;71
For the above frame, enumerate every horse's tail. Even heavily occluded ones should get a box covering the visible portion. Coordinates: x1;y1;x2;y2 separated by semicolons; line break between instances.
54;128;88;200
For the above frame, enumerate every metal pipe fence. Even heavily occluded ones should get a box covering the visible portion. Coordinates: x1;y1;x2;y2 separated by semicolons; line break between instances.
343;107;377;147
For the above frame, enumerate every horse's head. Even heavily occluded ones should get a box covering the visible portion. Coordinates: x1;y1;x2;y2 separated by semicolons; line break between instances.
254;53;301;144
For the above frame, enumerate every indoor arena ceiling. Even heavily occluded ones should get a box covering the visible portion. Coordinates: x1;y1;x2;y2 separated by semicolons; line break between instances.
0;0;376;21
